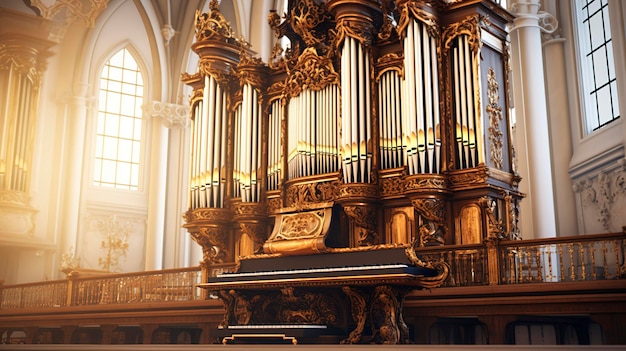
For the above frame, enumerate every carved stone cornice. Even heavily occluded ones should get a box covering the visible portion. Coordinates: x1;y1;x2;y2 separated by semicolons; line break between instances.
29;0;108;28
146;101;189;128
573;162;626;231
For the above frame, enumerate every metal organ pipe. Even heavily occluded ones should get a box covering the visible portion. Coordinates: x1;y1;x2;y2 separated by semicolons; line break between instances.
401;19;441;175
453;35;480;169
340;36;372;183
189;74;229;210
378;69;403;170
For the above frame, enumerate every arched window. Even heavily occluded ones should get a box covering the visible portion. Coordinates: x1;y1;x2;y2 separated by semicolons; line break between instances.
574;0;620;134
94;48;144;190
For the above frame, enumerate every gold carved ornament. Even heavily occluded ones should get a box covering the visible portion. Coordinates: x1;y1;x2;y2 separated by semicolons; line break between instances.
478;196;504;240
486;67;504;170
283;47;340;98
396;1;439;41
285;179;340;209
194;1;235;43
189;227;228;264
290;0;331;48
343;204;379;246
442;14;489;55
237;53;267;90
410;198;447;246
333;16;376;50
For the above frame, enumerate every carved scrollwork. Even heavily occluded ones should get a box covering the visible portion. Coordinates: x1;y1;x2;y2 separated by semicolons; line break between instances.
486;67;504;170
411;198;446;246
337;183;379;200
194;1;236;43
285;180;340;209
290;0;331;48
343;204;379;246
478;196;504;240
448;166;489;187
237;53;267;89
184;208;232;223
334;17;376;48
380;175;405;197
404;176;448;192
442;14;489;55
189;226;229;264
284;47;340;98
396;2;439;40
219;287;344;327
341;286;367;344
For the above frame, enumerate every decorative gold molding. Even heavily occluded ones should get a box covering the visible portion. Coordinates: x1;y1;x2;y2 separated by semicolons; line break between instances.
442;14;489;55
486;67;504;170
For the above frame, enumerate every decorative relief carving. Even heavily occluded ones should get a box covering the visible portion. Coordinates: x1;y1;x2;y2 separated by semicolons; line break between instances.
334;16;376;48
285;180;340;209
0;46;44;83
146;101;189;128
184;208;232;222
410;198;446;246
443;14;489;55
218;287;344;328
478;196;504;239
189;226;228;264
237;52;267;89
396;2;439;40
380;175;405;197
194;1;236;43
343;204;379;246
290;0;331;49
486;67;504;169
448;166;489;187
573;165;626;232
404;176;447;192
284;47;340;98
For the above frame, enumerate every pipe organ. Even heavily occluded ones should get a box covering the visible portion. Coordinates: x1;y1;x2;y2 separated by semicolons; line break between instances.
183;0;521;344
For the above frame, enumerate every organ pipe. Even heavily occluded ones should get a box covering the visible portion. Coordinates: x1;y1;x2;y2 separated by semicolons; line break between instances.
401;19;441;175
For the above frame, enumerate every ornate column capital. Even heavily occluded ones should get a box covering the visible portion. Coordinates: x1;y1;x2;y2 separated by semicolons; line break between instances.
145;101;189;128
509;0;558;35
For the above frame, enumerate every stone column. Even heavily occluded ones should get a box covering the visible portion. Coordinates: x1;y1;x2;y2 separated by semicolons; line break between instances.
144;102;189;270
509;0;558;238
541;1;578;235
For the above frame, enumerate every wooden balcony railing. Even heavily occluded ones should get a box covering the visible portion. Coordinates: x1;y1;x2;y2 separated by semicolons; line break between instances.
0;231;624;310
0;267;202;310
414;230;625;287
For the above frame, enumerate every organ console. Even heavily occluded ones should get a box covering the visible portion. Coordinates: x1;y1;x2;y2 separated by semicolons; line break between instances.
182;0;520;344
